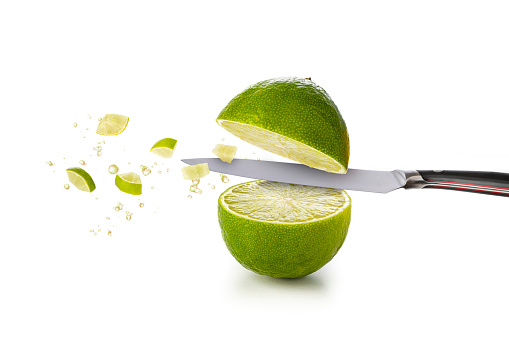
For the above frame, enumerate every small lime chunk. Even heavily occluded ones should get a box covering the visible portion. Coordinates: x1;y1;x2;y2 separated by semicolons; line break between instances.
115;172;142;195
66;167;96;192
150;138;177;158
182;163;209;180
212;144;237;163
96;114;129;136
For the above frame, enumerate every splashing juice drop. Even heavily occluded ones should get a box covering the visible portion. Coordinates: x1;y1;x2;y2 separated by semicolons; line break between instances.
141;166;151;176
126;211;132;221
97;151;102;157
47;161;54;166
108;164;119;174
108;230;112;236
220;174;229;183
79;160;86;165
73;123;77;128
64;184;70;190
139;203;144;208
158;171;162;174
106;217;110;220
211;185;215;189
188;195;192;199
114;202;123;212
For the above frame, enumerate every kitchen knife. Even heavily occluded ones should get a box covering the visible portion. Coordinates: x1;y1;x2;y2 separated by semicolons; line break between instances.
181;158;509;197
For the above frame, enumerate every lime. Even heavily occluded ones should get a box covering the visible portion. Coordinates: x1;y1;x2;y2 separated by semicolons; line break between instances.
115;172;142;195
66;167;96;192
150;138;177;158
182;163;209;180
212;144;237;163
218;180;351;278
216;77;349;173
96;114;129;136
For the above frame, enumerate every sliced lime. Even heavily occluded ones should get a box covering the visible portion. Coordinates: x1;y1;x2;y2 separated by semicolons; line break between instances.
115;172;142;195
66;167;96;192
150;138;177;158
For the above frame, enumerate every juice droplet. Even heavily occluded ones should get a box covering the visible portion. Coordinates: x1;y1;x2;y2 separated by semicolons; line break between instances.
154;162;157;165
47;161;54;166
141;165;151;176
97;229;101;232
106;217;110;220
139;203;144;208
167;168;170;172
79;160;86;165
189;185;202;194
114;202;123;212
220;174;229;183
257;158;260;161
98;117;103;121
108;164;119;174
108;230;112;236
192;179;200;186
97;151;102;157
211;185;215;189
187;195;192;199
90;229;94;233
221;138;225;141
93;146;102;151
64;184;70;190
73;122;77;127
126;211;132;221
158;171;162;174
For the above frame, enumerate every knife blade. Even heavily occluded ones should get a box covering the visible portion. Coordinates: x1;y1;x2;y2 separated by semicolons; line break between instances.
181;158;509;196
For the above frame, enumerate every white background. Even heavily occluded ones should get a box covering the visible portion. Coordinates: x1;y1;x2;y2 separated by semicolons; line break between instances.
1;1;508;338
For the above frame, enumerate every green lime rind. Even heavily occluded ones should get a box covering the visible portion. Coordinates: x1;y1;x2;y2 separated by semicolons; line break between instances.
66;167;96;192
115;173;142;195
216;77;349;173
218;180;351;279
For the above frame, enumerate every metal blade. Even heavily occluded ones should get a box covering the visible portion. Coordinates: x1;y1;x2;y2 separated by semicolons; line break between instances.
181;158;405;193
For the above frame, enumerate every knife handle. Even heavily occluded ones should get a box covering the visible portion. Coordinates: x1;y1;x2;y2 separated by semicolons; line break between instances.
416;170;509;197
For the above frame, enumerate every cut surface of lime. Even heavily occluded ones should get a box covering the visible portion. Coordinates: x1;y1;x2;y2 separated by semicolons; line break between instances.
182;163;209;180
115;172;142;195
218;180;351;278
66;167;96;192
96;114;129;136
216;77;349;173
212;144;237;163
150;138;177;158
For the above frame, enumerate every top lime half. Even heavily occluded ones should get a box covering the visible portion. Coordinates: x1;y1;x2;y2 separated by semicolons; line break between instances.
216;77;349;173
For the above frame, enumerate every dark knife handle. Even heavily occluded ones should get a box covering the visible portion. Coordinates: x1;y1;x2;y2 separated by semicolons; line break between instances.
417;170;509;197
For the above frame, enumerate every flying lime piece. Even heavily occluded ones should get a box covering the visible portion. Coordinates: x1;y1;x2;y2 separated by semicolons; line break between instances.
212;144;237;163
150;138;177;158
96;114;129;136
218;180;351;278
66;167;96;192
115;172;142;195
216;77;349;173
182;163;209;180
